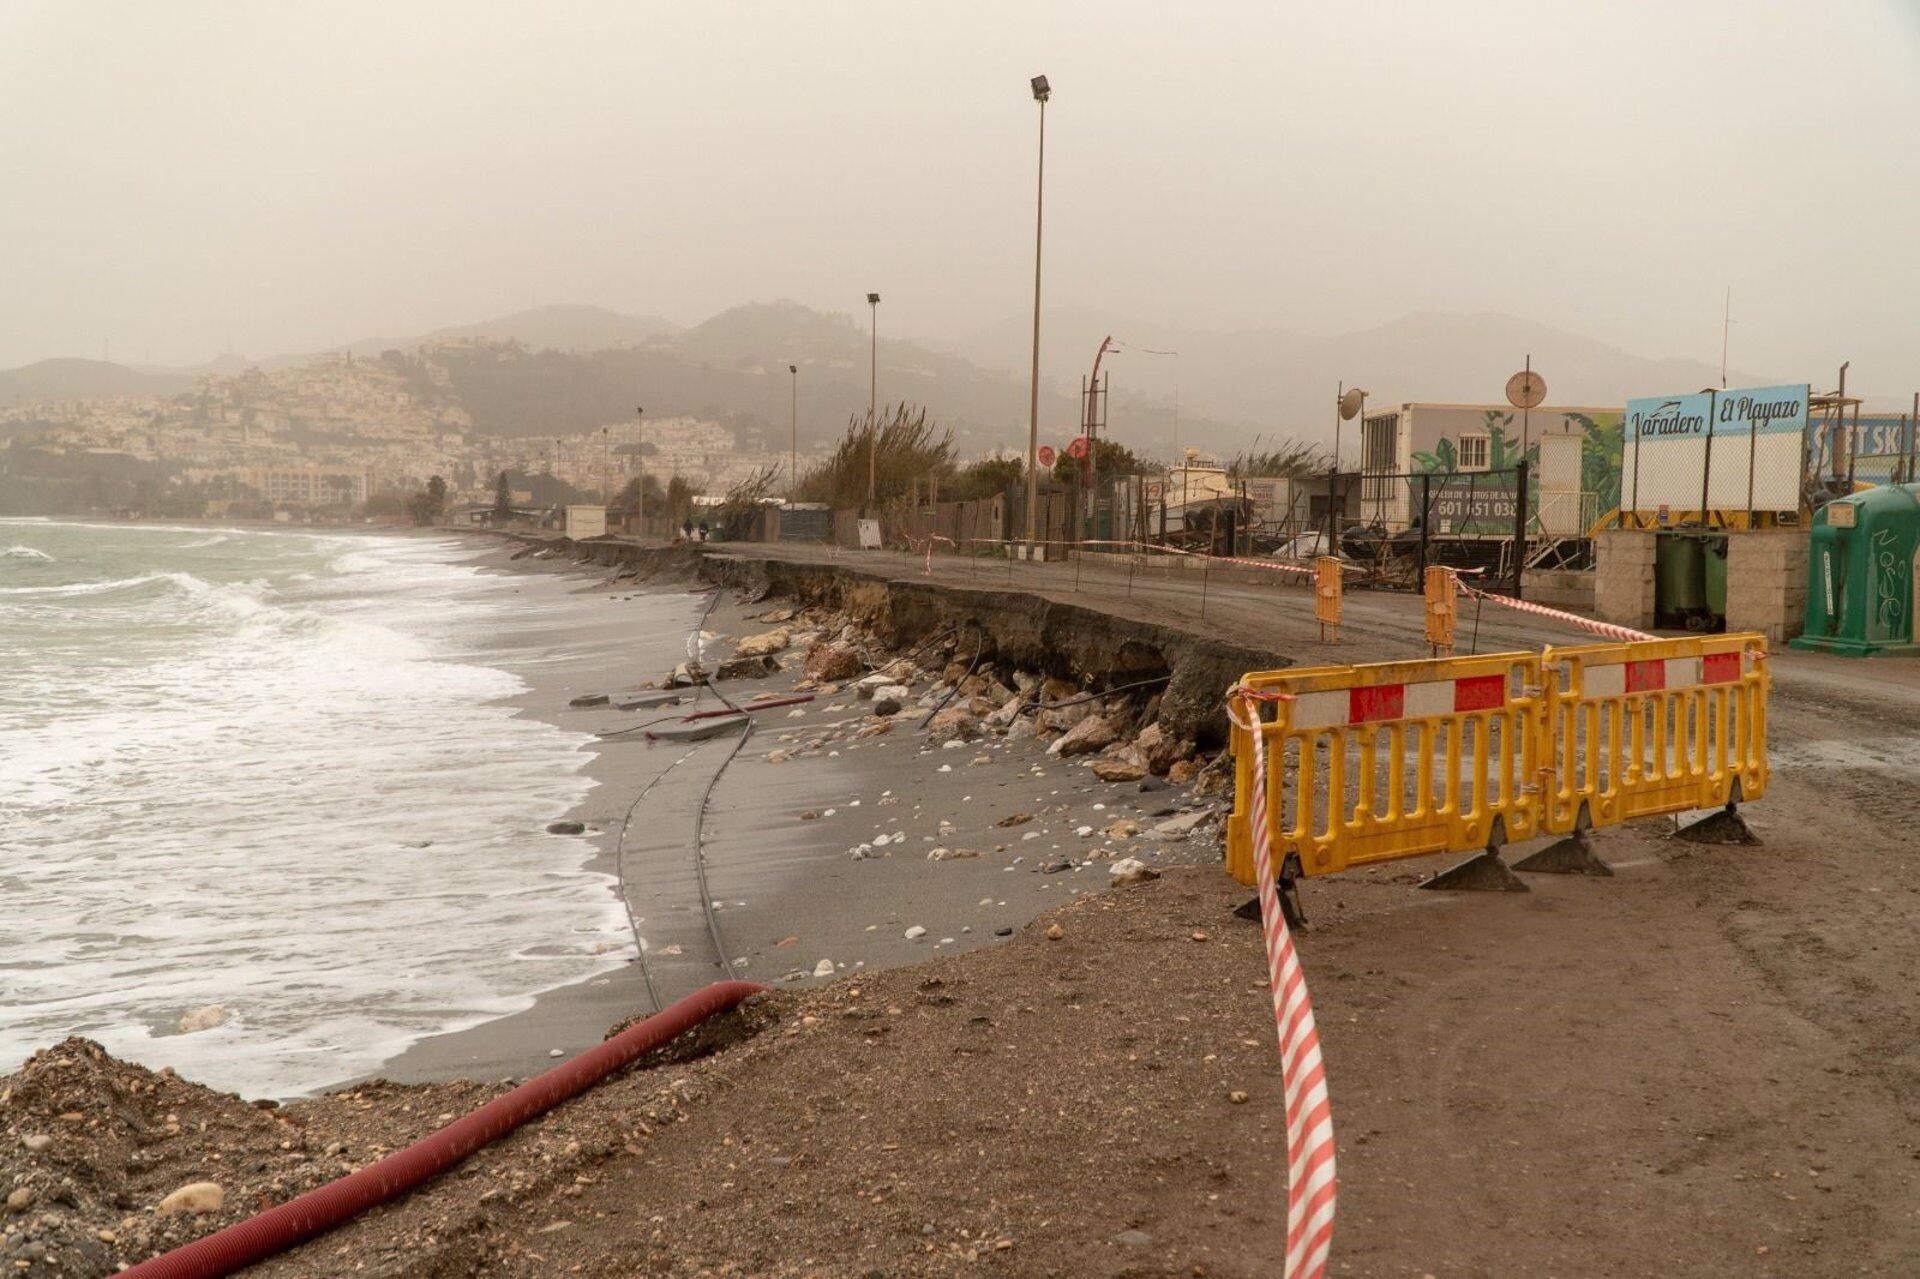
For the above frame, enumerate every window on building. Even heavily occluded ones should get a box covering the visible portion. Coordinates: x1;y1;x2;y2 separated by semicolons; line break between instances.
1457;433;1490;472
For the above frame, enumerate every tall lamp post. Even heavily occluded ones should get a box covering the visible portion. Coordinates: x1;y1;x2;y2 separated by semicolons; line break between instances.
866;292;881;511
1024;73;1050;546
633;406;645;532
787;363;799;503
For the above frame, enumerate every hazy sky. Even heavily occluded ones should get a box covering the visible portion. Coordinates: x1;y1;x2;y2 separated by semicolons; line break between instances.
5;1;1917;387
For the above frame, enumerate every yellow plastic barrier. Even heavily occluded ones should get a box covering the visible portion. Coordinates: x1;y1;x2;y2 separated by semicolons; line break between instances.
1315;556;1342;642
1424;566;1456;654
1226;651;1544;884
1225;634;1771;888
1538;633;1769;834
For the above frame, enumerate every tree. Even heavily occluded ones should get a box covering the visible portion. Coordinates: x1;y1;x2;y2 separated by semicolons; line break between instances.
408;475;449;526
795;403;954;508
493;471;513;517
1051;437;1149;483
426;475;448;512
949;455;1023;501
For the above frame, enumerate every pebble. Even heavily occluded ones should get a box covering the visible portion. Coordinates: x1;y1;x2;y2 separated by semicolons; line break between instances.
904;925;927;940
994;927;1014;937
18;1135;50;1155
4;1188;30;1213
812;959;835;977
157;1181;225;1216
549;1048;565;1058
1045;923;1066;941
1229;1090;1250;1104
1191;930;1210;942
1113;1228;1153;1246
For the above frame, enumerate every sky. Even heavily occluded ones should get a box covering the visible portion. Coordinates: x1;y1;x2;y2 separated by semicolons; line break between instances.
4;0;1918;390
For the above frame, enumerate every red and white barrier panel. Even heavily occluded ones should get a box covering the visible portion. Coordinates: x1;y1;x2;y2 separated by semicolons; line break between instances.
1287;672;1509;729
1229;688;1337;1278
1576;650;1743;695
1455;578;1656;644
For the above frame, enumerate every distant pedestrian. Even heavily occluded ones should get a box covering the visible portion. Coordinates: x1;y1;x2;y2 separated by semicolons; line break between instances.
697;521;710;542
681;519;694;542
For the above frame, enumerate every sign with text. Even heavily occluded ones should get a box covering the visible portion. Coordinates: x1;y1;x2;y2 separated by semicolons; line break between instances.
1624;384;1808;513
1429;474;1517;532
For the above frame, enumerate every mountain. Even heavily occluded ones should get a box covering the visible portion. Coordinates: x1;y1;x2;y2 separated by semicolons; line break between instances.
0;358;194;405
935;309;1776;447
317;303;682;363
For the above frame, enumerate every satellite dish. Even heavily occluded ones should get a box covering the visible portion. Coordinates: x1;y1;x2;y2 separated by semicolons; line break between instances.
1338;388;1365;421
1506;369;1547;409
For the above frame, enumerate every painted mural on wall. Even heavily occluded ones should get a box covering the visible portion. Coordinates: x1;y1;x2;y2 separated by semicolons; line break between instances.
1407;409;1625;531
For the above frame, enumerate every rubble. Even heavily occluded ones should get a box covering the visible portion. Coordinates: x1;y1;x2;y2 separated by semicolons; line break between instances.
1047;714;1118;758
732;628;791;658
802;641;862;682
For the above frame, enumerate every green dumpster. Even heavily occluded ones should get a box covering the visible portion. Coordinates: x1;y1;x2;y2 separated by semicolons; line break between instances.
1654;531;1727;631
1792;484;1920;656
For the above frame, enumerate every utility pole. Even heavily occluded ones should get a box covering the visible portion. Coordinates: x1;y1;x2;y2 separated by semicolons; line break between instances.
788;364;798;503
634;407;645;532
866;293;880;511
1024;74;1051;546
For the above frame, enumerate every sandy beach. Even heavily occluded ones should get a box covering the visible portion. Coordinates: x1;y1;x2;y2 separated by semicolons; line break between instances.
378;536;1229;1084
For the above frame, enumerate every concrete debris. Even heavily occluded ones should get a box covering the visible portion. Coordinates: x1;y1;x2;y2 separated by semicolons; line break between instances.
1109;858;1159;885
664;662;707;689
1153;810;1215;840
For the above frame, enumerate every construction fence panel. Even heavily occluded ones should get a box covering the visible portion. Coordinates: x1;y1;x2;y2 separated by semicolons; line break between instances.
1539;633;1770;834
1226;652;1545;885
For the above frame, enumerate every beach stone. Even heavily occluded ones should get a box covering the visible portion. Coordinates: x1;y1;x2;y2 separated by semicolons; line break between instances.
176;1003;228;1034
1104;818;1142;839
5;1189;31;1214
1133;722;1195;775
567;692;610;708
546;820;587;835
1091;758;1148;783
927;847;981;861
157;1182;225;1216
1045;923;1066;941
926;706;979;743
986;692;1026;728
812;959;835;977
733;628;791;658
803;642;861;682
1005;715;1039;742
1109;857;1159;886
19;1135;51;1154
1049;714;1118;758
903;925;927;940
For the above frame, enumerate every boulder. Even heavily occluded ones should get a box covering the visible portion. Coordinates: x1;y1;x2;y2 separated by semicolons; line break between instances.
157;1182;225;1216
803;642;862;682
1133;723;1196;775
733;628;791;658
926;706;979;742
714;654;779;681
1091;757;1148;783
1048;713;1119;758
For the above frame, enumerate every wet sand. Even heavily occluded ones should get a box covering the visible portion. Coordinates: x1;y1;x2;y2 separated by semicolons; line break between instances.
377;540;1223;1083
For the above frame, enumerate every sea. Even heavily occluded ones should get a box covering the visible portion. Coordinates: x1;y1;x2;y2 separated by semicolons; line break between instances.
0;519;652;1098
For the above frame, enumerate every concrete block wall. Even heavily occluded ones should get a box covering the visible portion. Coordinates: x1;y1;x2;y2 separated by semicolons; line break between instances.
1725;529;1809;644
1594;529;1657;629
1522;569;1595;614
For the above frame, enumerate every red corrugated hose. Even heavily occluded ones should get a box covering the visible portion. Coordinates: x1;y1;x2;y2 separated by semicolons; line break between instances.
123;981;767;1279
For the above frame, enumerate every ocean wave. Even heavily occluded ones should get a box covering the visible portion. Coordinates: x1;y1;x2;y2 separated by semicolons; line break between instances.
0;571;176;597
3;545;54;562
178;535;231;549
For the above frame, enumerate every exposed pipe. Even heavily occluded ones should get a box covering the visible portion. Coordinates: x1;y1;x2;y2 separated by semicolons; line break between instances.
122;981;766;1279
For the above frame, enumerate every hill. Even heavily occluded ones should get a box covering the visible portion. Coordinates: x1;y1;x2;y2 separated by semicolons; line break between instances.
0;358;193;404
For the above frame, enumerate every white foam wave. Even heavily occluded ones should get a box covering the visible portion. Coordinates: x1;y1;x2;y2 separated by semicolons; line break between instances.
3;545;53;561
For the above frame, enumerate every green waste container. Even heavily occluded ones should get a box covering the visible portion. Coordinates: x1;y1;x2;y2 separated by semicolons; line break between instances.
1654;532;1727;630
1792;484;1920;656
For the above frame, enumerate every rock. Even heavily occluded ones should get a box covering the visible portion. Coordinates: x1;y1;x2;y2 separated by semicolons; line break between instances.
873;696;904;717
664;661;707;689
812;959;835;977
1228;1090;1250;1104
986;692;1026;728
19;1134;52;1154
904;925;928;940
547;820;586;835
567;692;610;708
1113;1229;1153;1246
927;847;982;861
1193;752;1234;798
1190;929;1210;941
803;642;862;682
1133;722;1195;775
1040;859;1072;874
157;1182;225;1216
1036;699;1093;733
733;628;791;658
994;926;1014;937
1045;922;1066;941
1167;759;1199;784
926;706;979;743
1041;676;1078;702
1048;714;1119;758
1005;716;1039;742
996;812;1033;828
176;1003;229;1034
1104;818;1141;838
765;749;791;763
1091;758;1148;783
1136;775;1167;793
1153;810;1215;839
856;720;894;738
1109;858;1159;886
5;1188;31;1213
714;654;778;681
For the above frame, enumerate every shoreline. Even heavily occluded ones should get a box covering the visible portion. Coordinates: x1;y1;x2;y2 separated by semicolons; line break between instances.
372;532;1230;1085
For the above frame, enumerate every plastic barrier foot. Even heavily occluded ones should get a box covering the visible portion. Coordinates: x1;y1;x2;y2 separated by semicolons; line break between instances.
1674;803;1759;846
1421;847;1529;893
1514;828;1614;876
1235;874;1307;929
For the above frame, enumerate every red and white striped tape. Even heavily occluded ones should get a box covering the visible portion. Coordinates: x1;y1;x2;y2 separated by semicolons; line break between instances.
1455;578;1656;644
1230;689;1336;1278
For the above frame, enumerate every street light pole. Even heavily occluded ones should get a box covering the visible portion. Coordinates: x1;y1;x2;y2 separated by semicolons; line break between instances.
866;292;881;511
634;406;645;532
788;363;798;504
1024;74;1050;546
